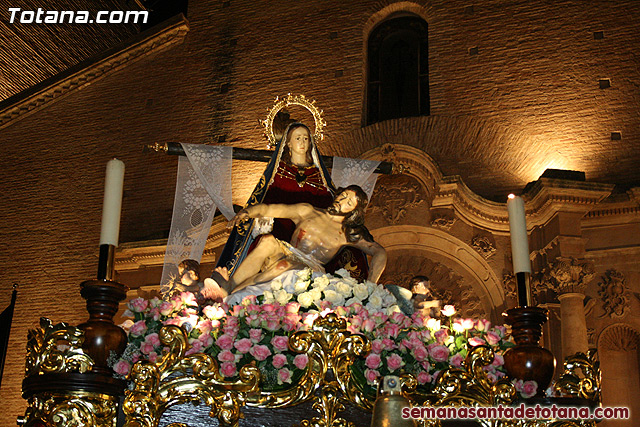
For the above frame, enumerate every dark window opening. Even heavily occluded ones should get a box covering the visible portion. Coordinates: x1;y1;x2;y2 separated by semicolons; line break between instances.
367;15;429;125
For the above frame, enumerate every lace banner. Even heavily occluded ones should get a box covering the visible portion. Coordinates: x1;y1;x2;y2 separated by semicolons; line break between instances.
331;156;380;202
160;145;233;293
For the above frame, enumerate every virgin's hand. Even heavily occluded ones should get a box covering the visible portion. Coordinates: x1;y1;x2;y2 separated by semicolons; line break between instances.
228;209;249;229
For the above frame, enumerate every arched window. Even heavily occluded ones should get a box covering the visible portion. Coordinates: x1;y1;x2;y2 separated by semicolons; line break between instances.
367;15;429;125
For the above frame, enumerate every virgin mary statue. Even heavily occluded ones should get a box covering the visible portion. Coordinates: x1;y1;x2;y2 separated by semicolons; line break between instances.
215;122;370;282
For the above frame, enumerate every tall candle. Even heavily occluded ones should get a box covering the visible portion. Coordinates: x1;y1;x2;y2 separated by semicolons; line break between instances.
99;159;125;246
507;194;531;273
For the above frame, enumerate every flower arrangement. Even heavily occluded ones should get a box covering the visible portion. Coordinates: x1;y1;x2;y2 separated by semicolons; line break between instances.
111;269;536;398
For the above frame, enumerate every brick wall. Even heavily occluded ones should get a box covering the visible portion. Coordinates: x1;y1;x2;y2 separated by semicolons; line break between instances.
1;0;639;422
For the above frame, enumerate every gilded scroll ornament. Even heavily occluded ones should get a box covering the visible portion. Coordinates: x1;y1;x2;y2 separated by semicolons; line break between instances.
25;317;94;376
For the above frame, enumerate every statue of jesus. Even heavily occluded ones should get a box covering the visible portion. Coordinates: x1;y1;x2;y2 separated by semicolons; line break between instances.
202;185;387;299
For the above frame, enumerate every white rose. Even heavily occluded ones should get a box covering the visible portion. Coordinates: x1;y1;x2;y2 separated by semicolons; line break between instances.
296;268;312;280
309;287;322;302
271;279;283;292
323;290;345;307
366;294;383;311
275;289;292;305
382;290;397;306
366;281;377;294
312;275;330;289
334;268;350;279
263;290;275;304
336;282;352;298
353;283;369;300
294;280;309;294
426;318;441;331
386;305;402;316
298;292;314;308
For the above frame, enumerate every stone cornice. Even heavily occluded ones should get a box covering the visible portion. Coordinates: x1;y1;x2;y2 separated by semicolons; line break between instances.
522;178;614;228
115;216;228;271
581;189;640;227
434;176;614;234
0;14;189;131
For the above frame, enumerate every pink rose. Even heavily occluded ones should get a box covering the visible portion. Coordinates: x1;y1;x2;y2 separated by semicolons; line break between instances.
272;353;287;369
384;323;401;338
148;352;159;363
468;336;486;347
129;298;148;313
293;354;309;370
285;302;301;313
271;336;289;352
249;345;272;361
234;338;253;354
199;333;214;348
218;349;236;363
521;380;537;398
434;329;449;343
450;353;464;367
249;328;262;343
365;353;382;369
430;345;450;362
220;362;237;377
417;371;432;385
278;368;293;385
476;319;491;332
371;339;383;354
145;333;160;347
362;318;376;333
113;360;131;375
216;334;234;350
264;318;280;331
492;354;504;367
485;332;501;346
129;320;148;337
381;338;396;351
386;354;404;372
364;368;380;385
412;345;428;362
158;301;173;316
140;342;155;355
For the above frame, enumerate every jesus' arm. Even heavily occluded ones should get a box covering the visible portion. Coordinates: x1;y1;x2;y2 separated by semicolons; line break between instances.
229;202;315;229
352;238;387;284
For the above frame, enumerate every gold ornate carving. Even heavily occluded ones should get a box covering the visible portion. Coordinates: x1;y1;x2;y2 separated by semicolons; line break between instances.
471;235;496;259
546;257;596;295
123;325;261;427
553;350;601;402
369;174;426;224
25;317;94;376
261;94;326;148
597;269;630;319
21;392;119;427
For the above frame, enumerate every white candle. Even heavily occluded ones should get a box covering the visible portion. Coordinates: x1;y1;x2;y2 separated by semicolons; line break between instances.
507;194;531;273
99;159;125;246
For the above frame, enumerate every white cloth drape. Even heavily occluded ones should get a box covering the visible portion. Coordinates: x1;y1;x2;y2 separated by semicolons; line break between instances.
160;145;234;294
331;156;380;202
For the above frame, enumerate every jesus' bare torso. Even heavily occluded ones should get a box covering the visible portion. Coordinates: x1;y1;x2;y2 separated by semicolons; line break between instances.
207;189;387;296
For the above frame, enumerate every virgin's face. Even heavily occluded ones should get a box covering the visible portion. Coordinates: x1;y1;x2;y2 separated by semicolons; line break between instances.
287;127;311;157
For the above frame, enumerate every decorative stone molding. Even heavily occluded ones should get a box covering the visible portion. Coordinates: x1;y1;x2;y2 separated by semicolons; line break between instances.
116;216;227;271
430;212;456;230
598;324;640;351
546;257;596;295
0;14;190;130
470;235;496;259
597;269;630;319
368;174;427;224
